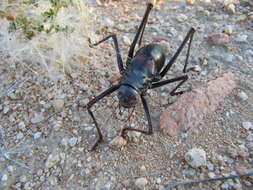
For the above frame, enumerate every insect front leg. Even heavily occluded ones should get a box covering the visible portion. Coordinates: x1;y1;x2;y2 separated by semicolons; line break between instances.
120;95;153;138
88;34;125;74
86;85;120;151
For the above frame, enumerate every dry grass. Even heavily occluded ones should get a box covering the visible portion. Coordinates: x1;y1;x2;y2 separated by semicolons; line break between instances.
0;0;90;81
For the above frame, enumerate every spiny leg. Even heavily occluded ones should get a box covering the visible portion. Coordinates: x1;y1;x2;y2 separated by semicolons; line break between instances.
88;34;124;74
160;27;196;78
87;84;120;151
126;3;153;64
151;75;189;95
120;95;153;138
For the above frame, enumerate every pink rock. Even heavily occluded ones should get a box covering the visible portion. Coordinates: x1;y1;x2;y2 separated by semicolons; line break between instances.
160;72;236;136
207;33;230;45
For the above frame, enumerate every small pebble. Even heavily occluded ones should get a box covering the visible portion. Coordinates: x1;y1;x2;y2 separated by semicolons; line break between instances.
185;148;207;168
235;34;248;43
225;54;234;62
61;138;68;146
207;161;214;171
236;167;247;175
68;137;78;147
208;33;230;46
53;98;65;111
249;13;253;22
1;174;8;181
123;36;131;46
176;14;188;22
140;165;147;173
45;153;60;168
224;25;233;35
208;172;216;178
226;4;236;14
7;166;14;173
156;178;162;184
20;175;27;183
33;132;42;139
242;121;253;130
237;145;249;158
18;121;26;131
79;98;89;106
16;132;24;140
104;18;115;27
104;181;112;189
202;0;211;3
168;27;177;36
191;65;202;72
135;177;148;188
246;142;253;151
180;132;188;139
31;113;44;124
221;182;230;189
3;105;9;114
238;91;248;101
36;169;43;176
109;136;127;149
244;181;253;187
235;15;247;23
182;168;196;177
186;0;195;4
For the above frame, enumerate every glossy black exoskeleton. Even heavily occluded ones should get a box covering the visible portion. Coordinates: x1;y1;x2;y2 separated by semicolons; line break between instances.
87;3;196;150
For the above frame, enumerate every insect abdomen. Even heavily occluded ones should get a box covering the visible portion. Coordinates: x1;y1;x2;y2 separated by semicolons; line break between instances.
134;43;167;73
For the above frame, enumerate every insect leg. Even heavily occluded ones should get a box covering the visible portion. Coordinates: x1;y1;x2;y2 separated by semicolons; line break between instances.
126;3;153;64
120;95;153;138
159;28;196;78
88;34;124;74
87;84;120;151
150;75;188;95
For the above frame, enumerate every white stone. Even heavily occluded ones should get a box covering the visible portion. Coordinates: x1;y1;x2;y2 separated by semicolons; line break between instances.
31;113;44;124
135;177;148;188
235;35;248;42
242;122;253;130
185;148;207;168
33;132;42;139
176;14;188;22
3;105;9;114
61;138;68;146
1;174;8;181
238;92;248;101
18;121;26;131
224;25;233;35
226;4;236;14
16;132;24;140
123;36;131;46
45;153;60;168
109;136;127;148
68;137;78;147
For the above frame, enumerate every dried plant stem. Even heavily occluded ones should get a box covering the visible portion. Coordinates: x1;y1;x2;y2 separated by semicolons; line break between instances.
163;171;253;189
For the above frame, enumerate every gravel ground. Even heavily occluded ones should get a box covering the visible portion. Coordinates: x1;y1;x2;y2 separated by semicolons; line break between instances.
0;0;252;189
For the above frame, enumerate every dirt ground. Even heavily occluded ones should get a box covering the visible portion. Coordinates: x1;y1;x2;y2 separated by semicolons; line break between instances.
0;0;252;189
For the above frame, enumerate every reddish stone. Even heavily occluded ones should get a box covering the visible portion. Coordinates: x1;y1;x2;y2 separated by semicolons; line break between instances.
207;33;230;45
160;72;236;136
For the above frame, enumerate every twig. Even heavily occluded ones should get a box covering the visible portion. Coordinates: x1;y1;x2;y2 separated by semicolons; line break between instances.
163;171;253;189
0;79;28;100
0;147;30;170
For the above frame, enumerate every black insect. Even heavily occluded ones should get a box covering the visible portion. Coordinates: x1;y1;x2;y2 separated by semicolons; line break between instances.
87;3;196;150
